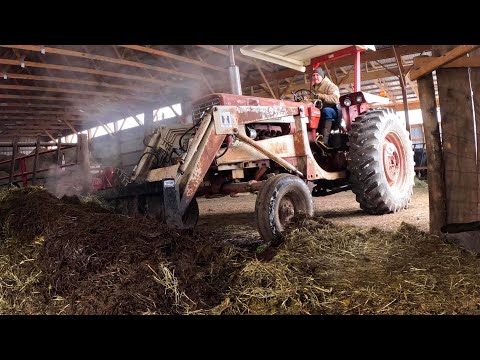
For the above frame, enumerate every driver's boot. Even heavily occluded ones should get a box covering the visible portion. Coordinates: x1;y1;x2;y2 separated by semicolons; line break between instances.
321;120;332;146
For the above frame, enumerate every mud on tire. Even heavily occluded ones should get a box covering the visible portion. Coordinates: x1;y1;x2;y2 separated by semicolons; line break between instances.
347;108;415;214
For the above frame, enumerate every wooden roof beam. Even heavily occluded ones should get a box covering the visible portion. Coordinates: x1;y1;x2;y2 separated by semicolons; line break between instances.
337;68;401;85
195;45;270;70
0;110;83;116
0;101;138;114
95;118;114;137
409;54;480;71
0;84;157;102
1;124;73;130
0;58;192;89
1;45;203;81
1;72;163;94
62;119;79;135
0;116;85;124
120;45;226;72
124;50;183;109
42;129;57;141
409;45;480;81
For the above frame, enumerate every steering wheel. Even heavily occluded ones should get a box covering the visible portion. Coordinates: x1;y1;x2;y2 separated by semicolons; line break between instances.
292;89;317;102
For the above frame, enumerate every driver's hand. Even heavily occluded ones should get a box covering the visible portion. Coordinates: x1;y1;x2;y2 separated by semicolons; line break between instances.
314;99;323;109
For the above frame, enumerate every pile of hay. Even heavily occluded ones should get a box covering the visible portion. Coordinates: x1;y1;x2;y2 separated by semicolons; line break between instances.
0;187;244;314
209;218;480;314
1;186;480;315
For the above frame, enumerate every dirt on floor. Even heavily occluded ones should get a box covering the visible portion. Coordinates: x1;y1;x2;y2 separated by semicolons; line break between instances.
197;186;430;243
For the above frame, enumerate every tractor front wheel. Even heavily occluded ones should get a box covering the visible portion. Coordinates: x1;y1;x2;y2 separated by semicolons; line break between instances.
255;174;314;244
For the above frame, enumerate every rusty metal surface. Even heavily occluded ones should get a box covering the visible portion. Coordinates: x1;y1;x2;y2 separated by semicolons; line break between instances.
294;107;346;181
234;129;303;177
255;166;268;181
191;93;302;109
212;105;299;135
197;179;266;196
216;135;297;165
178;120;225;215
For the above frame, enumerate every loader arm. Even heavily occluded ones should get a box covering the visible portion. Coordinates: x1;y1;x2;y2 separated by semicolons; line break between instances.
178;116;225;215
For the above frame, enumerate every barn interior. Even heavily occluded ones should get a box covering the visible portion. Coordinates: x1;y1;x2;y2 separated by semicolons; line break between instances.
1;44;480;315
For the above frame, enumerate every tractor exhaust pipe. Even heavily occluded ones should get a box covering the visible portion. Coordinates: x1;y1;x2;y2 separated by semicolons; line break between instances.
228;45;242;95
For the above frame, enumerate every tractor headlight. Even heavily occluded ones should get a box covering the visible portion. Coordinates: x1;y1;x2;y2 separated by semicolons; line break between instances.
356;95;363;103
343;98;352;107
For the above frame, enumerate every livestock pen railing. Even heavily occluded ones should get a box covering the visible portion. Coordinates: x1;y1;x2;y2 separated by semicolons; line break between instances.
0;134;90;191
0;142;76;186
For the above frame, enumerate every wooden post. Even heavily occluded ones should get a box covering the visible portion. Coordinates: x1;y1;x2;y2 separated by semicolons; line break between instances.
435;45;478;224
31;135;41;185
8;136;18;186
393;46;410;135
418;72;446;235
470;48;480;222
77;133;91;194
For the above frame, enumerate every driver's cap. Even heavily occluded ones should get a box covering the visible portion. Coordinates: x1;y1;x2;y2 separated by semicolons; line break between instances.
313;67;325;77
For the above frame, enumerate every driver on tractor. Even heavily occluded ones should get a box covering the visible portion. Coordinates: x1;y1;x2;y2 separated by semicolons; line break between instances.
310;67;340;145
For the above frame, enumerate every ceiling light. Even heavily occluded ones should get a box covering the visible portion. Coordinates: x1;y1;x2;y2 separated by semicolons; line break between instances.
40;46;46;54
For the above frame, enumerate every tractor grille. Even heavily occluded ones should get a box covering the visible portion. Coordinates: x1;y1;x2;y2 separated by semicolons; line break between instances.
192;97;221;124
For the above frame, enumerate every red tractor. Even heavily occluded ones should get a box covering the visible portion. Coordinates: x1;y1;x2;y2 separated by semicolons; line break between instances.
98;45;414;243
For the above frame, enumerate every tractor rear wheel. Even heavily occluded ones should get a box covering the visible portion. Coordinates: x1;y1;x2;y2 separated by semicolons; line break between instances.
347;108;414;214
255;173;314;244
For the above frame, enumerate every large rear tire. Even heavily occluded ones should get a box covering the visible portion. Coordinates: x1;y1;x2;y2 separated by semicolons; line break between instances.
255;174;314;244
347;108;414;214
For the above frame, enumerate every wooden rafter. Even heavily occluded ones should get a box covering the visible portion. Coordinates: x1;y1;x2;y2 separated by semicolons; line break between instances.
253;59;276;99
43;129;57;141
410;55;480;71
0;84;157;102
1;45;203;81
2;72;163;94
120;45;225;72
187;47;215;93
409;45;480;81
0;118;84;126
62;119;78;135
0;109;83;115
0;58;192;89
195;45;268;69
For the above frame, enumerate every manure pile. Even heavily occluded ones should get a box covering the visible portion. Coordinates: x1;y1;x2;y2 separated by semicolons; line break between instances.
1;187;480;315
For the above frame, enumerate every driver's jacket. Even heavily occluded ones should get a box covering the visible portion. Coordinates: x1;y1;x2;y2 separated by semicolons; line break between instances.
312;77;340;107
